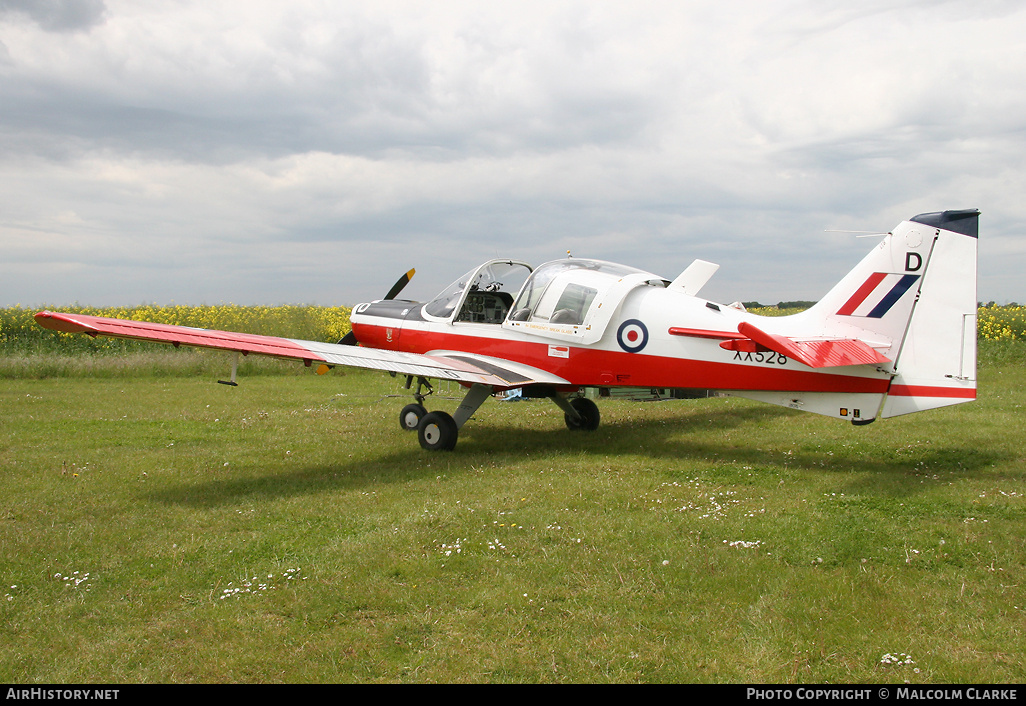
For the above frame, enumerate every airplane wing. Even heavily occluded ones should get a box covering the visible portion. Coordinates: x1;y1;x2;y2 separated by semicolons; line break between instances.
33;311;567;389
669;322;891;368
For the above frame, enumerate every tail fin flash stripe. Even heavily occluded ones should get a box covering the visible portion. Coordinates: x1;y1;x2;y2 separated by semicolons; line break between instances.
836;273;920;318
837;272;886;316
867;274;920;319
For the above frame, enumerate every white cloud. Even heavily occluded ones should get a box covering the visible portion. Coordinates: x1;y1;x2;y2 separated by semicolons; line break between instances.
0;0;107;32
1;0;1024;307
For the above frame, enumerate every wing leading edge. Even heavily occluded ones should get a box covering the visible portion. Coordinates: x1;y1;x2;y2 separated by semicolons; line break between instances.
34;311;567;389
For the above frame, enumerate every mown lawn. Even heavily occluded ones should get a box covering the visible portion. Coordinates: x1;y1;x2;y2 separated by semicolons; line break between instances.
1;362;1023;683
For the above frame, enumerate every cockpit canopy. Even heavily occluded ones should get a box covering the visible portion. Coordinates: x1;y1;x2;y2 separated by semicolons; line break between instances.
508;258;667;344
508;259;654;326
423;257;666;343
423;260;533;323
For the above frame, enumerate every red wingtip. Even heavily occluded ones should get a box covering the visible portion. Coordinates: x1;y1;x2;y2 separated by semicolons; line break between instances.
34;311;100;336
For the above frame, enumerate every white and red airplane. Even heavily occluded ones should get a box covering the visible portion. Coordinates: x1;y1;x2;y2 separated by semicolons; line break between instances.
36;209;979;451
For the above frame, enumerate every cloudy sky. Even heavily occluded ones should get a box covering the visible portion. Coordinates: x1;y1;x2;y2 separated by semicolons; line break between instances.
1;0;1023;309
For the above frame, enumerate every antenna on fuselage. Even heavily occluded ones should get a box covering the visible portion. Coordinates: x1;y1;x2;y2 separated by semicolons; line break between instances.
824;230;889;238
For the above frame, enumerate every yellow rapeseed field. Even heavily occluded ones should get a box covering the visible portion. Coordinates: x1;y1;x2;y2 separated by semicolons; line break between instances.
2;303;1023;350
1;304;351;351
977;304;1024;341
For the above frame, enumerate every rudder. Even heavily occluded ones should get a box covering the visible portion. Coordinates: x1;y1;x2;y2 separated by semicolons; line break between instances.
880;209;979;417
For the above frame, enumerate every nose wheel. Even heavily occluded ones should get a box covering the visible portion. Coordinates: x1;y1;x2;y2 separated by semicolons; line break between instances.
399;403;427;432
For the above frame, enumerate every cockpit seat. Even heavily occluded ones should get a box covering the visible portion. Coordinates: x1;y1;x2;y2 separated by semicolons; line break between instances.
549;309;581;325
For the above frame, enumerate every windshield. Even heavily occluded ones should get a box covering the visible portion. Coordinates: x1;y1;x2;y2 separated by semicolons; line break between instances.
424;260;532;322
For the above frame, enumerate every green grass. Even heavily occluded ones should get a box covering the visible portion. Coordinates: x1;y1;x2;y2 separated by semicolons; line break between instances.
2;359;1024;683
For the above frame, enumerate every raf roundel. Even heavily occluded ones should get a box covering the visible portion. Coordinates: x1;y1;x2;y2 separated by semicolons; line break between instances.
616;319;649;353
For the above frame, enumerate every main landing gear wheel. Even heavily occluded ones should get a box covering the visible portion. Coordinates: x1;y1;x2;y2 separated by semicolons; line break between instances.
399;403;427;432
418;411;459;451
564;397;600;431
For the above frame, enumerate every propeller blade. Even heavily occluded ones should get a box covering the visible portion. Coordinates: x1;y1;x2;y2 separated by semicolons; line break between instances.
384;268;416;300
337;268;415;345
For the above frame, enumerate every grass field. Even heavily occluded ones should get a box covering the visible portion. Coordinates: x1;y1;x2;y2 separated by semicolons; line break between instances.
2;348;1024;682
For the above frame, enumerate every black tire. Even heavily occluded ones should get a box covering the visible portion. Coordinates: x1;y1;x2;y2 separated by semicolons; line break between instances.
399;403;427;432
418;411;459;451
564;397;600;431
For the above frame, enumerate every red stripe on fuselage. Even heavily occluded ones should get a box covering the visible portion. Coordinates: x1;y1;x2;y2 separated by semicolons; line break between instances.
888;384;976;399
353;322;889;394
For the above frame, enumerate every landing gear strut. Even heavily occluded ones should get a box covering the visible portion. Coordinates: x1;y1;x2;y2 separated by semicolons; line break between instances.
398;376;433;433
401;382;602;451
414;383;494;451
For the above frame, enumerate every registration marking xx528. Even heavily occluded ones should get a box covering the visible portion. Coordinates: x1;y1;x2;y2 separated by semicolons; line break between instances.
733;351;788;365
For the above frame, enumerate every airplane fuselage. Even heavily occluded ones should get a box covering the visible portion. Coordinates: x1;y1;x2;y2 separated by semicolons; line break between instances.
350;260;894;423
356;291;883;389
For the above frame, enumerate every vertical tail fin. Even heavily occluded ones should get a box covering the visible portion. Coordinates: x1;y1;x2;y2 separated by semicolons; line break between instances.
880;210;978;416
803;209;978;417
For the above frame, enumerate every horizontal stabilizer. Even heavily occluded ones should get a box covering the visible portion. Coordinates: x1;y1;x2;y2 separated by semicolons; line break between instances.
669;322;890;369
733;322;891;368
